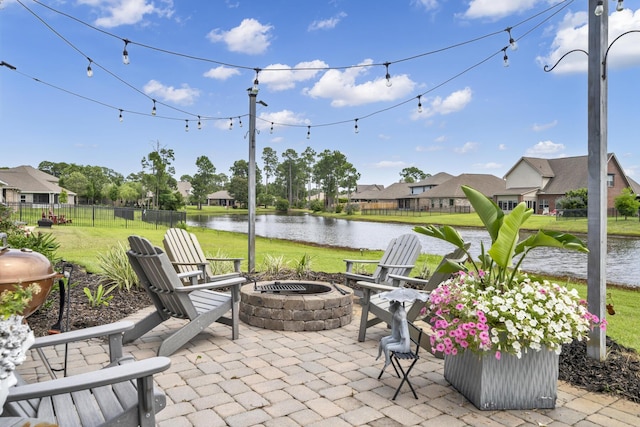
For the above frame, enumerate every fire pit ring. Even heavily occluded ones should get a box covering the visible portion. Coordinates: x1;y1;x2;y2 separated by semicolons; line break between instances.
240;280;353;331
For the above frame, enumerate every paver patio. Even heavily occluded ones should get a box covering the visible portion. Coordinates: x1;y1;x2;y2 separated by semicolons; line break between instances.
17;303;640;427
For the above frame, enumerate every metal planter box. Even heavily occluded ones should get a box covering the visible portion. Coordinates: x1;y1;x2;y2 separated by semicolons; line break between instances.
444;348;559;410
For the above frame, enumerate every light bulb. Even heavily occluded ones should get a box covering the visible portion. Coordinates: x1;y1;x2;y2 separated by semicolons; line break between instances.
595;0;604;16
270;123;274;134
122;40;130;65
417;97;423;113
616;0;624;12
119;110;123;122
229;118;233;130
185;120;189;132
151;100;157;116
306;126;311;139
354;119;359;134
385;74;392;87
510;38;518;51
87;63;93;78
197;116;202;130
239;117;243;128
503;50;509;67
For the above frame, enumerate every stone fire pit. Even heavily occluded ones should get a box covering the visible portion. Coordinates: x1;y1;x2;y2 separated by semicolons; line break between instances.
240;280;353;331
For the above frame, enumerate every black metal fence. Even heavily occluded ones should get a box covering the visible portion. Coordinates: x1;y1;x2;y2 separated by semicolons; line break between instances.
555;208;640;221
7;202;186;230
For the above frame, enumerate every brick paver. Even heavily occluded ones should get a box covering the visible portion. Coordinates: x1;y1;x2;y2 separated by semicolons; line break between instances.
16;302;640;427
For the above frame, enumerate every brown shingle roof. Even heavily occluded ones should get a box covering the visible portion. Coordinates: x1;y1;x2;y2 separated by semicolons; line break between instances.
415;174;506;198
409;172;454;187
0;165;74;194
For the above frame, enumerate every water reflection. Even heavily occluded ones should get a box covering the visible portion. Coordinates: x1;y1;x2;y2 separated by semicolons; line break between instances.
188;213;639;288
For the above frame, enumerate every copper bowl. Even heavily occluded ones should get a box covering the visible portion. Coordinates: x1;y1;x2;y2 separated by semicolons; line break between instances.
0;233;61;317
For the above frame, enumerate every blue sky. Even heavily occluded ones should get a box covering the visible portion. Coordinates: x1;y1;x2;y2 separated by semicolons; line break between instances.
1;0;640;186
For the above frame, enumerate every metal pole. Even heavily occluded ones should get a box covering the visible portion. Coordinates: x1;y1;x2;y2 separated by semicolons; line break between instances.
587;0;608;361
247;87;257;273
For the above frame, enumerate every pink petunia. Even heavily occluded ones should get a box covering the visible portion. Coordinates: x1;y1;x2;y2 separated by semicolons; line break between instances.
495;351;501;360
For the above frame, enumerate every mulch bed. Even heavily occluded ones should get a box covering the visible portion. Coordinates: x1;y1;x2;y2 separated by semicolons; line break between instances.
24;263;640;404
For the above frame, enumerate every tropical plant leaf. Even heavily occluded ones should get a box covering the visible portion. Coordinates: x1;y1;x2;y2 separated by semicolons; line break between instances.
461;186;504;242
488;202;532;269
434;258;469;274
515;230;589;256
413;225;466;250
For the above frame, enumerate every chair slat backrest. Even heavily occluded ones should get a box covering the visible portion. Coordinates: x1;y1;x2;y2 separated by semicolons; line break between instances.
374;234;421;283
128;235;198;320
163;228;212;279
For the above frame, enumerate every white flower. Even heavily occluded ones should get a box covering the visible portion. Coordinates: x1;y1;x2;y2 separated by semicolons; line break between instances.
0;316;34;380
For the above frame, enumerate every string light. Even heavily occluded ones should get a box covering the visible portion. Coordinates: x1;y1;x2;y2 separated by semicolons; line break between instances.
118;109;123;122
616;0;624;12
354;119;359;134
252;68;260;92
384;62;392;87
185;119;189;132
506;28;518;51
197;115;202;130
238;116;243;128
502;48;509;67
595;0;604;16
229;117;233;130
151;99;156;116
270;122;274;134
122;39;130;64
86;58;93;77
306;126;311;139
417;95;423;113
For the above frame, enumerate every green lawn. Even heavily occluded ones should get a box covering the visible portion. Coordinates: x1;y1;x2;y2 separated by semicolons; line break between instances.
46;223;640;351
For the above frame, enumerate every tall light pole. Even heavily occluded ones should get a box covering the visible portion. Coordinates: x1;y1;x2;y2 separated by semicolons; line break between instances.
587;0;608;361
247;82;267;273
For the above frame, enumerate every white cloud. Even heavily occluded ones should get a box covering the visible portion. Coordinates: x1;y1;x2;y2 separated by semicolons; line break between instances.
412;0;439;10
304;59;416;107
454;141;478;154
308;12;347;31
207;18;273;54
532;120;558;132
260;60;329;91
415;87;473;118
378;134;391;140
461;0;540;20
537;9;640;74
434;135;447;143
373;160;406;168
256;110;311;132
203;66;241;80
498;144;507;150
473;162;502;169
525;140;566;156
143;79;200;105
77;0;174;28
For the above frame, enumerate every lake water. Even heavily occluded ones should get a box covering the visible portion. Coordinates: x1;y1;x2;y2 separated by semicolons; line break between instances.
188;213;640;288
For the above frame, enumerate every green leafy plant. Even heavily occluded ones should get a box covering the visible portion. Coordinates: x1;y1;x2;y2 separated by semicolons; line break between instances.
96;242;138;292
414;185;589;291
83;283;116;308
293;253;313;277
207;249;237;275
7;231;60;265
0;283;40;319
261;254;289;276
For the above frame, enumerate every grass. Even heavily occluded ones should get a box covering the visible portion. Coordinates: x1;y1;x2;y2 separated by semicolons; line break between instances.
45;222;640;351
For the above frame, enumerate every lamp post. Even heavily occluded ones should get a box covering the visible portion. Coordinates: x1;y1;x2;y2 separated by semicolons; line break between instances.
247;84;267;273
587;0;608;361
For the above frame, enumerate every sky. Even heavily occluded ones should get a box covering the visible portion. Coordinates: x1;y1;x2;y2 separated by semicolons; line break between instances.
1;0;640;187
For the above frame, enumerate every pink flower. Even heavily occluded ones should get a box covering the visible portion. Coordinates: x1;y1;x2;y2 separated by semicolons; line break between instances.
495;351;501;360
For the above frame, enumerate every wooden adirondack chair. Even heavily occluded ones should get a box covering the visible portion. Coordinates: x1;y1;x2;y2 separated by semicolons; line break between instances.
3;321;170;427
163;227;243;284
343;234;421;286
125;235;247;357
356;244;470;344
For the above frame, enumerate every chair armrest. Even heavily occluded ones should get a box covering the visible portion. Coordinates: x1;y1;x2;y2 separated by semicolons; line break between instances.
171;261;207;267
387;274;432;288
6;357;171;401
343;259;379;273
355;281;397;293
174;276;246;292
378;263;415;269
205;257;243;272
30;321;134;349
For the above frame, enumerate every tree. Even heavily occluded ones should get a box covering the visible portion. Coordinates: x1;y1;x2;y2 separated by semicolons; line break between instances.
63;171;89;199
301;147;317;205
141;141;176;209
261;147;278;195
313;150;357;209
191;156;217;209
119;181;143;205
280;149;299;204
614;187;640;219
340;164;360;208
556;188;588;210
227;159;262;207
400;166;428;183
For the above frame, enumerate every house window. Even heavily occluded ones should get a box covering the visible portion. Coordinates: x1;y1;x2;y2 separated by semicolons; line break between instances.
607;174;615;188
449;199;454;207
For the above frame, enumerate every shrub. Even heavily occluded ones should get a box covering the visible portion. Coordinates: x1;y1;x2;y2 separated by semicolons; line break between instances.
293;253;313;277
207;249;238;275
261;254;290;276
310;200;324;212
275;198;289;212
96;242;138;292
345;203;359;215
7;232;60;265
334;204;344;213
